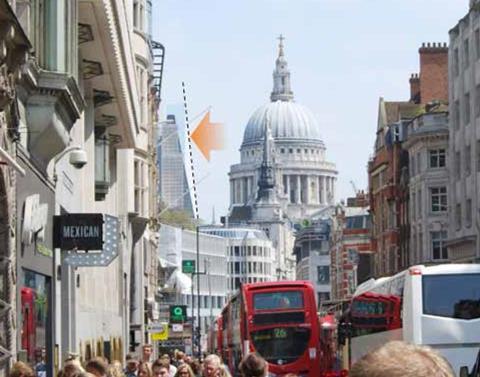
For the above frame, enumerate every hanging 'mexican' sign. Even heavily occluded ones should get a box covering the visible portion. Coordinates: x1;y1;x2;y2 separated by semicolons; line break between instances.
53;213;104;251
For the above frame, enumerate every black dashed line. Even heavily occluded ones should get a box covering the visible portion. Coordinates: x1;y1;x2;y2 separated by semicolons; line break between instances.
182;81;200;220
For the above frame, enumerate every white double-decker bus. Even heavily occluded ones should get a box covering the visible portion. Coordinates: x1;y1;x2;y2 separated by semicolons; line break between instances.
345;264;480;375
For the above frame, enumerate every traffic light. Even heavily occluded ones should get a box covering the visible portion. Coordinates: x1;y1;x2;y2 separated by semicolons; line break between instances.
169;305;187;323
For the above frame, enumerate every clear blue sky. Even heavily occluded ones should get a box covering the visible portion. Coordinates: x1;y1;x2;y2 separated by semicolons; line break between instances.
153;0;466;221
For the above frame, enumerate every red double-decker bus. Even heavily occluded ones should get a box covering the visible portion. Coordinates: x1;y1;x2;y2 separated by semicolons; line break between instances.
221;281;324;377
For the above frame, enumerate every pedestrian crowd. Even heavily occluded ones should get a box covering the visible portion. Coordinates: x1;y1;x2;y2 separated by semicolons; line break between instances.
5;340;458;377
7;345;235;377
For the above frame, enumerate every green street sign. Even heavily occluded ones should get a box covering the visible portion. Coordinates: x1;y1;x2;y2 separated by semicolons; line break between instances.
182;260;196;274
170;305;187;323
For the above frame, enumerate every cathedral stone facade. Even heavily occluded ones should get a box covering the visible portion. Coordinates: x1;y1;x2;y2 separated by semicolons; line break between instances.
228;37;337;279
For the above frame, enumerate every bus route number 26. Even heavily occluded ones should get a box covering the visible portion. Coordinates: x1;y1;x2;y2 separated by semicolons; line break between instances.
274;328;287;339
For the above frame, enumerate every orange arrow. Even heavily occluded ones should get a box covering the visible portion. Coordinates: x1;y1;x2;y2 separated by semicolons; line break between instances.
191;111;224;161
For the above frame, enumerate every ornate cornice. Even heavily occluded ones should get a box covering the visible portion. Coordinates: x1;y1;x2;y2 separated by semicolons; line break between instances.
101;0;139;144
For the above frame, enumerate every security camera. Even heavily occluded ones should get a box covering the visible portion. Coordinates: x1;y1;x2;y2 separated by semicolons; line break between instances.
69;149;88;169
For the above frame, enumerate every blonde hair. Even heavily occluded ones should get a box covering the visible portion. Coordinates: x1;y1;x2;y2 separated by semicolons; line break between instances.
174;364;195;377
204;355;221;369
215;365;231;377
107;361;125;377
10;362;35;377
350;341;455;377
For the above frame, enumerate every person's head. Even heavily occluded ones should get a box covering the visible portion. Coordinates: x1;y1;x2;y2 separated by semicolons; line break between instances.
189;359;202;376
126;354;139;373
86;358;109;377
152;360;170;377
350;341;455;377
202;355;221;377
239;353;267;377
214;365;231;377
175;351;185;363
159;355;171;367
107;361;125;377
34;348;46;363
138;362;153;377
61;364;82;377
110;361;123;374
175;364;194;377
143;345;153;361
71;372;96;377
10;362;35;377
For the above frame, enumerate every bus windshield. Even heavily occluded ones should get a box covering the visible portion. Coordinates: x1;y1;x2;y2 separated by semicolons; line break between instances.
423;274;480;319
251;327;310;364
253;291;304;310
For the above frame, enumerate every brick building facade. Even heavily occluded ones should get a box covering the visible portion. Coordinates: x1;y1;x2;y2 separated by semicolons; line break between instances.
330;192;373;300
368;43;448;277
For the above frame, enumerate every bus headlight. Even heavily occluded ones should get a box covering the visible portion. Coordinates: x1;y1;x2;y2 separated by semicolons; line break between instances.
309;347;317;359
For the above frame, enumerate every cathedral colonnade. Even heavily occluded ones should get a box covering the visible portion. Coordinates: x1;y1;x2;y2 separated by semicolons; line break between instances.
230;174;336;205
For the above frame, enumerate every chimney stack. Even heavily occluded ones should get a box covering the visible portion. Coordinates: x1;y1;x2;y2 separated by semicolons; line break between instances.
409;73;420;104
418;42;448;104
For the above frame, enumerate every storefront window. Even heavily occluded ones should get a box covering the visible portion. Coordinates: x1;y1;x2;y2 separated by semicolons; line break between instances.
22;270;50;365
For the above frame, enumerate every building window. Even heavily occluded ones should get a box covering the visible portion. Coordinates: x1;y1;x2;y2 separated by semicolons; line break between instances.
416;151;421;174
464;38;470;68
477;140;480;172
136;64;147;127
289;148;293;153
133;0;145;31
465;92;471;125
95;131;110;201
455;203;462;230
476;29;480;60
417;188;422;216
411;155;415;176
454;48;460;76
430;187;447;212
133;0;139;28
466;198;473;228
454;100;460;129
317;266;330;284
476;85;480;118
134;159;147;216
455;151;461;179
234;262;239;274
431;231;448;260
466;145;472;176
280;148;285;154
429;149;446;168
